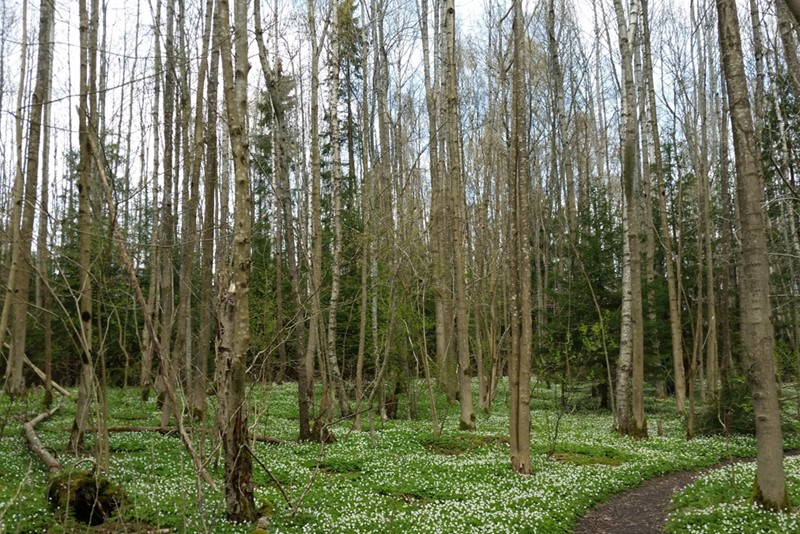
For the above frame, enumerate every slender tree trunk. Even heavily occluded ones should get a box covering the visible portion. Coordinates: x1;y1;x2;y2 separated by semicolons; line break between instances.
508;0;532;473
306;0;327;423
6;0;55;399
6;0;55;402
325;1;350;418
613;0;646;438
141;0;163;401
38;15;54;406
354;0;372;430
420;0;455;402
372;0;392;420
716;0;788;510
193;0;218;419
71;0;98;454
718;86;735;434
642;0;685;414
442;0;475;431
158;0;178;428
217;0;257;521
175;0;213;409
0;0;27;390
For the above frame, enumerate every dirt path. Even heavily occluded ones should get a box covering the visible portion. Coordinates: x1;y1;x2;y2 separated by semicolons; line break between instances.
572;469;702;534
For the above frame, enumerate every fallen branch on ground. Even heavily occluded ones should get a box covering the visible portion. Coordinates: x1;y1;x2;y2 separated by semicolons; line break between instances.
77;425;286;444
23;401;63;473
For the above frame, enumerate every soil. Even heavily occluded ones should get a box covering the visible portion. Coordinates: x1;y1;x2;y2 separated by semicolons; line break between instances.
574;451;799;533
572;469;703;534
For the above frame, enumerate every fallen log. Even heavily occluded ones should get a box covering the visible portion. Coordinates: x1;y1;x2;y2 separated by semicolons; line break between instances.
254;435;286;445
23;354;72;398
81;426;179;434
78;425;286;444
23;401;63;473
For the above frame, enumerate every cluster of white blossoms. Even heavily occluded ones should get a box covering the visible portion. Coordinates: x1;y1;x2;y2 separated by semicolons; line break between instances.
667;456;800;534
5;383;800;533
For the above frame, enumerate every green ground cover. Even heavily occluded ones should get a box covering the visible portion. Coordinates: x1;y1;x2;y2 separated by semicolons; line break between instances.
1;382;798;533
667;455;800;533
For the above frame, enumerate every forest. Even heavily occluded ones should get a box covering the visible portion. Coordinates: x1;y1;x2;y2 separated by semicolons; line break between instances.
2;0;800;531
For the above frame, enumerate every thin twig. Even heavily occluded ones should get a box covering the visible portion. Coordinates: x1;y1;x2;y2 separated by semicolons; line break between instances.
244;442;293;509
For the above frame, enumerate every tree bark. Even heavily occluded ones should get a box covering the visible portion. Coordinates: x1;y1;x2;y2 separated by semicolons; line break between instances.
442;0;475;431
6;0;55;400
613;0;646;439
71;0;99;456
325;1;350;418
508;0;532;473
716;0;788;510
217;0;257;521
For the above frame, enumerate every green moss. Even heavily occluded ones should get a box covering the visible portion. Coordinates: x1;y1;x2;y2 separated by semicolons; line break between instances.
552;452;623;466
753;478;792;512
46;469;126;526
419;433;508;455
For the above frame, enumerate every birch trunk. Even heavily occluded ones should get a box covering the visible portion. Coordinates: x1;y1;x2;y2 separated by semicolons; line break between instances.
325;2;350;417
613;0;646;438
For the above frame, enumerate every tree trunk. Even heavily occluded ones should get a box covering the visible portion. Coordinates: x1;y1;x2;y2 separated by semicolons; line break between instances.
71;0;97;455
508;0;532;474
193;0;218;420
0;0;27;397
325;1;350;418
716;0;788;510
613;0;646;439
158;0;177;429
141;1;163;401
176;0;214;412
354;0;372;430
37;13;54;406
306;0;327;422
218;0;256;521
6;0;55;400
442;0;475;431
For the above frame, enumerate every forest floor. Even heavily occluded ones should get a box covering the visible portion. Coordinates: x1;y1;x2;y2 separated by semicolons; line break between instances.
574;468;704;533
575;451;800;533
4;383;800;533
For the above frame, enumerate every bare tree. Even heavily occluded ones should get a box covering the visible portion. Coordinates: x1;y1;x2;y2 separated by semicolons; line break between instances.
71;0;101;457
442;0;475;431
325;0;350;417
508;0;532;474
716;0;788;510
5;0;55;398
612;0;646;438
217;0;257;520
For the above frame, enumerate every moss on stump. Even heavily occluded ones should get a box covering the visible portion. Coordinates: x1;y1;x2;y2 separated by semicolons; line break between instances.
47;469;126;526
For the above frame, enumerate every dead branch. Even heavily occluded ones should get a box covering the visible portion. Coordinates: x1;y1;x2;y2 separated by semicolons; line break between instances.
82;110;216;490
23;354;72;398
23;401;63;473
1;342;73;399
78;426;285;445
